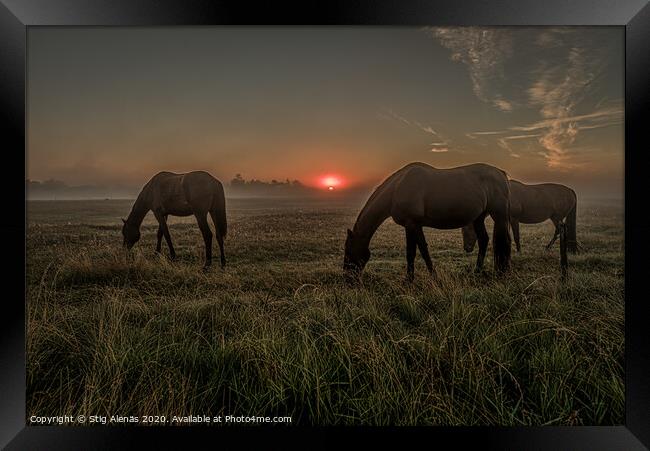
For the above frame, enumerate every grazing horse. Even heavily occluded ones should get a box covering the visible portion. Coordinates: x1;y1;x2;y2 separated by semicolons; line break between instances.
461;179;577;254
344;162;512;281
121;171;227;269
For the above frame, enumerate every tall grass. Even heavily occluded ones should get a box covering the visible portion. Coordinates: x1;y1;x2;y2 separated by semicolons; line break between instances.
26;199;624;425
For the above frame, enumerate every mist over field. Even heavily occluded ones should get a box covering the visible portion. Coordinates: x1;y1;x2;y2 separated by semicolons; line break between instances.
25;176;377;201
25;175;622;203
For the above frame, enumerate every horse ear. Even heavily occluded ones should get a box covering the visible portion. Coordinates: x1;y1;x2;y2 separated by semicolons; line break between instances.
347;228;353;238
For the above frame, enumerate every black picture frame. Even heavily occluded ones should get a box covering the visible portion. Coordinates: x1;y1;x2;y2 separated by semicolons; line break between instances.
2;0;649;448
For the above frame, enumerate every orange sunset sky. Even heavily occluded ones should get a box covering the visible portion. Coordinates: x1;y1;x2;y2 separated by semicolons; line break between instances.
28;27;624;197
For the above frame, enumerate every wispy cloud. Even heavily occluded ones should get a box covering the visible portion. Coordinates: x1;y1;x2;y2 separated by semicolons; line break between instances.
466;130;506;139
522;44;609;168
428;27;622;169
493;99;514;112
381;108;440;137
380;107;452;153
495;133;540;158
503;134;542;140
469;106;620;165
425;27;516;112
510;107;622;132
577;121;622;131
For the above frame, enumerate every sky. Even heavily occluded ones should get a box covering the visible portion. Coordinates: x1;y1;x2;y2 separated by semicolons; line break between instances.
28;27;624;197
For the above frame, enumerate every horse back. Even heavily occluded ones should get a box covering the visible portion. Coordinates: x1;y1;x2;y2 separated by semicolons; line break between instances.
181;171;225;210
542;183;576;218
147;173;190;215
461;163;510;213
390;163;505;228
513;181;576;222
147;171;223;215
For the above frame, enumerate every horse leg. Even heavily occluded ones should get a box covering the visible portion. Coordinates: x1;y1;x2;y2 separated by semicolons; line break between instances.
155;215;167;253
209;210;226;269
194;212;213;268
546;218;560;250
154;212;176;260
490;210;512;274
156;224;163;253
511;219;521;253
473;216;489;272
414;226;434;277
405;226;417;282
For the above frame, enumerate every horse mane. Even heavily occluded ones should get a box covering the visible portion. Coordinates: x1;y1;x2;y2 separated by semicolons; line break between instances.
126;173;163;224
356;162;430;226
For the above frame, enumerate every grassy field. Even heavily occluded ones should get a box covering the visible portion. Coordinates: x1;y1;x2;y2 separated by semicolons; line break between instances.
26;197;624;426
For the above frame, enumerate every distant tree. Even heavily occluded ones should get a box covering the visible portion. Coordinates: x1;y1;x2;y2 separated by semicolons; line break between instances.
227;174;316;196
231;173;245;188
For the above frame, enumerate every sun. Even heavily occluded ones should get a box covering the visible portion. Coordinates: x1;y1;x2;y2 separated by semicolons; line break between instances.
320;175;342;190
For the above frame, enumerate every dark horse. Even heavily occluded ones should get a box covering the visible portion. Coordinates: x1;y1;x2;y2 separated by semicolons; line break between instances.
461;179;577;254
344;162;512;281
121;171;227;269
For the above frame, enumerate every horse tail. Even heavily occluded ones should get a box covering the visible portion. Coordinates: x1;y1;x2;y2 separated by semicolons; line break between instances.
211;182;228;238
493;173;512;273
566;191;577;254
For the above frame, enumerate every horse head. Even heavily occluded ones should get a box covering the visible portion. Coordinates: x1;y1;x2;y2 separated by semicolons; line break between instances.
343;228;370;280
461;225;477;253
121;218;141;250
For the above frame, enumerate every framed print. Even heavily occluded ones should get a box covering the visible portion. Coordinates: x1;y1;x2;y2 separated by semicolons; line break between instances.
2;0;649;449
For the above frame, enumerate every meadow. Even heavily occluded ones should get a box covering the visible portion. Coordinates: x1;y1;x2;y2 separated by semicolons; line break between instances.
26;197;624;425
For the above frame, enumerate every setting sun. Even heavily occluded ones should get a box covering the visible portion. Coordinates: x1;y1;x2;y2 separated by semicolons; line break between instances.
321;176;342;189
